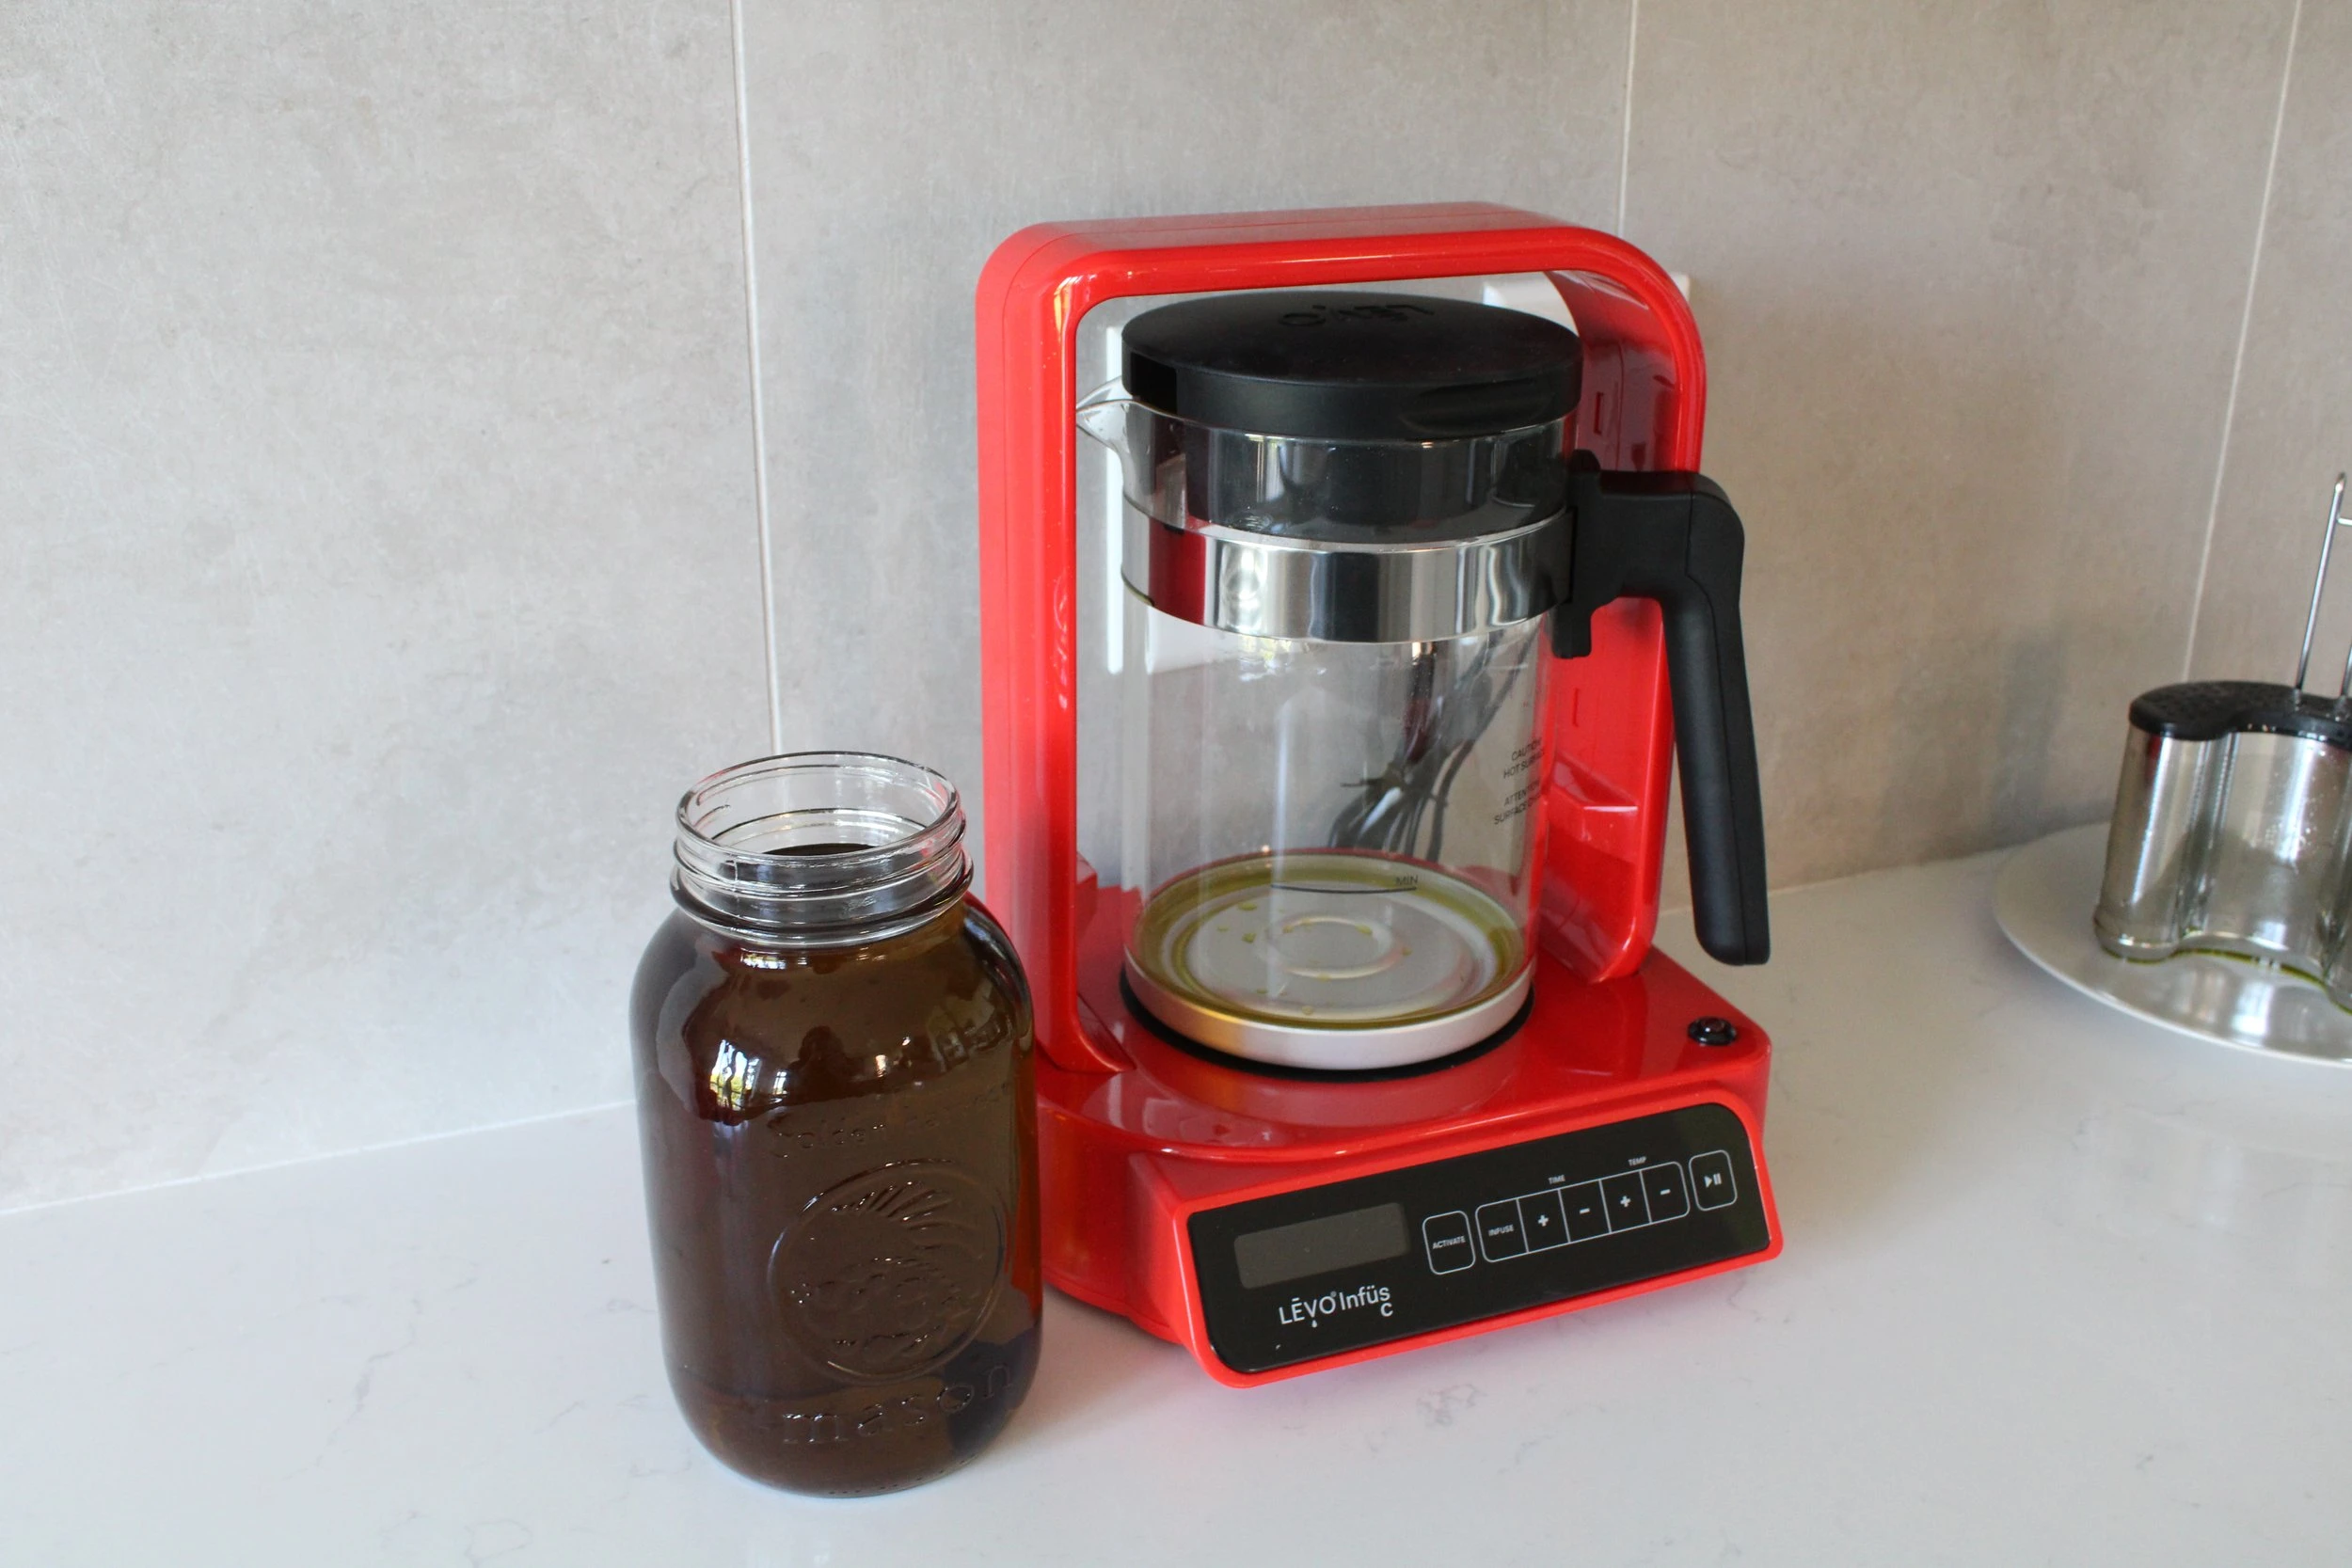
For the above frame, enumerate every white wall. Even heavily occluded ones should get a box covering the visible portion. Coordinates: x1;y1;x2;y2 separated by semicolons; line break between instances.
2;0;2336;1212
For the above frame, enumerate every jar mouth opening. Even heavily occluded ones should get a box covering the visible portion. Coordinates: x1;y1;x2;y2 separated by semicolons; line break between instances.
673;752;970;942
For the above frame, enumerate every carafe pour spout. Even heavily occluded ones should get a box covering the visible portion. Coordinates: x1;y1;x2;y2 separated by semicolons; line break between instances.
1073;383;1132;456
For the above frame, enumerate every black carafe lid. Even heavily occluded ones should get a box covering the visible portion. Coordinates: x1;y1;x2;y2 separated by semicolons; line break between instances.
1120;292;1581;441
1119;293;1581;538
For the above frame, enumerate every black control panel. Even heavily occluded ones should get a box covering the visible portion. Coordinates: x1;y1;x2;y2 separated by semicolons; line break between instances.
1186;1103;1770;1374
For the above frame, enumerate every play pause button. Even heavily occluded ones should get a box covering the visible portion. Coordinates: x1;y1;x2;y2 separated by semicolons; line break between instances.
1690;1149;1738;1211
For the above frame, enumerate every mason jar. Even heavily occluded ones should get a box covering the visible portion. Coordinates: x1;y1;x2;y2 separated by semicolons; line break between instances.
629;752;1039;1496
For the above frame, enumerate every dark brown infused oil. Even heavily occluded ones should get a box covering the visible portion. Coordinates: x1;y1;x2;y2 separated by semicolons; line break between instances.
631;755;1040;1496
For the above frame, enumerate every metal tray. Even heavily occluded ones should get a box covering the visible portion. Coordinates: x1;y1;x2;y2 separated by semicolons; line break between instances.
1996;823;2352;1066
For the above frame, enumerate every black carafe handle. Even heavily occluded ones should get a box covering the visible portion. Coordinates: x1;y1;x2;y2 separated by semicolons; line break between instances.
1549;452;1770;964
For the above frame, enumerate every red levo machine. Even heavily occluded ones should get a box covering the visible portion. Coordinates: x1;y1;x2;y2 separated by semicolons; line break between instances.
975;205;1780;1386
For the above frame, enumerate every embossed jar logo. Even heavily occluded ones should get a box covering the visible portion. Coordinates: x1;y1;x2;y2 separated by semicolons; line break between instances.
769;1162;1006;1384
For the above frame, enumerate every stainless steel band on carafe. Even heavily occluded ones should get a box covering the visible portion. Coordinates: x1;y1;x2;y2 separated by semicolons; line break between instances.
1120;506;1564;643
1079;416;1571;643
1083;288;1768;1073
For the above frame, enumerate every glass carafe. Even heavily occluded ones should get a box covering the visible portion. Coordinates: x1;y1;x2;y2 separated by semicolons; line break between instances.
1080;288;1770;1069
1079;293;1577;1069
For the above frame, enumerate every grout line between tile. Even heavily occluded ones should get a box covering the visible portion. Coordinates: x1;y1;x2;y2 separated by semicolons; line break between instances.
2183;0;2304;683
729;0;784;750
1614;0;1640;234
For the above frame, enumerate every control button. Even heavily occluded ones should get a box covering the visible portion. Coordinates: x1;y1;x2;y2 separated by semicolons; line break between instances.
1687;1015;1740;1046
1562;1180;1609;1242
1691;1150;1738;1211
1421;1210;1476;1275
1600;1171;1650;1232
1643;1161;1690;1222
1475;1199;1526;1260
1518;1188;1568;1252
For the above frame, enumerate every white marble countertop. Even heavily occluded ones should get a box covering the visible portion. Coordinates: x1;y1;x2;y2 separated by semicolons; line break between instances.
8;847;2351;1566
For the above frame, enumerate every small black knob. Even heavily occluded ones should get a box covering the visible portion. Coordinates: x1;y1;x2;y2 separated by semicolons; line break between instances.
1687;1015;1740;1046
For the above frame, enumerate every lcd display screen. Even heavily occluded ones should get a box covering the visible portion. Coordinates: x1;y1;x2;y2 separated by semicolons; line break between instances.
1231;1202;1409;1291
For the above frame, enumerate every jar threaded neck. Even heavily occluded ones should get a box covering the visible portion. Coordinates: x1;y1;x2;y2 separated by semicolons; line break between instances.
671;752;970;944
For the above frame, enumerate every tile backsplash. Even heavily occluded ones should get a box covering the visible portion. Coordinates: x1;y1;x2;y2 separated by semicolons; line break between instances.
0;2;766;1210
0;0;2328;1209
2187;0;2352;689
1645;0;2301;904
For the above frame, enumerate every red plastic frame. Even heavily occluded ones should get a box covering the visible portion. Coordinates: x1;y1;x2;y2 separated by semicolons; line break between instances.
974;205;1776;1385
